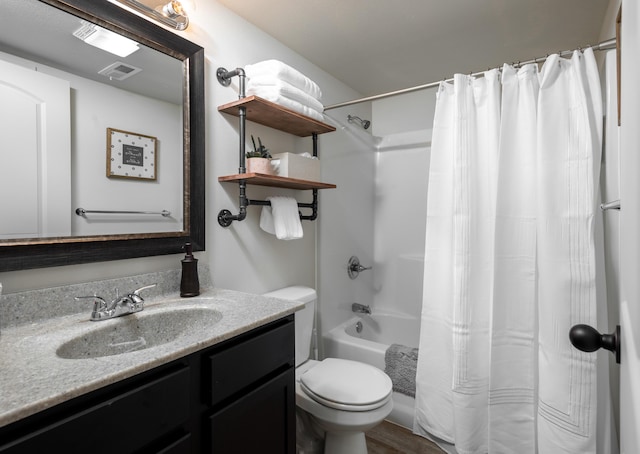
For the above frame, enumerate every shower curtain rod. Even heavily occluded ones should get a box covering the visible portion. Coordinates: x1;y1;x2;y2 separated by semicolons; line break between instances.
323;37;617;111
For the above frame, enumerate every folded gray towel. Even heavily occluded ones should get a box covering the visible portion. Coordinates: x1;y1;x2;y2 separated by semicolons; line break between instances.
384;343;419;398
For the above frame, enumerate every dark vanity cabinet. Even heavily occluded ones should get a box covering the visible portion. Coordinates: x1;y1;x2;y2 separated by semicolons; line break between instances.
0;316;295;454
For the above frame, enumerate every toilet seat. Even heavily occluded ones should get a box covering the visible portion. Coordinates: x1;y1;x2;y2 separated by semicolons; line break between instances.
300;358;392;412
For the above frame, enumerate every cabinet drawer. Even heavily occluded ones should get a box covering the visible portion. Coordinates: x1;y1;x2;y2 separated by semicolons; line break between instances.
206;319;294;406
0;367;190;454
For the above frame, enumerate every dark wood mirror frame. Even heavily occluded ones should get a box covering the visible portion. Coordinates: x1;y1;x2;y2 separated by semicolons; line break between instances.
0;0;205;271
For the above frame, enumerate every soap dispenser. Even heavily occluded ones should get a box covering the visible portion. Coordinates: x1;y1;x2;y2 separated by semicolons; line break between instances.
180;243;200;297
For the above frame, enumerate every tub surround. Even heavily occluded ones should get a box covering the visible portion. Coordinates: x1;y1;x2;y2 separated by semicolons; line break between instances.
0;269;302;428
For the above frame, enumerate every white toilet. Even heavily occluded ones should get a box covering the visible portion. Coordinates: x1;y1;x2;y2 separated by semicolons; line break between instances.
264;286;393;454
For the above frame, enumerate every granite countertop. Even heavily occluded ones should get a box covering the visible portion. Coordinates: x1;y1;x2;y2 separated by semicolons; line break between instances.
0;287;302;428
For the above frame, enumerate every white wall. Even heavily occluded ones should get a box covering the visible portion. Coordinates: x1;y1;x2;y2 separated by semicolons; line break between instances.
372;89;436;137
598;0;622;441
0;1;363;298
618;0;640;449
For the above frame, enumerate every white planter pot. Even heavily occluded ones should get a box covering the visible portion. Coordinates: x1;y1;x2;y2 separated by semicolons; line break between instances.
246;157;274;175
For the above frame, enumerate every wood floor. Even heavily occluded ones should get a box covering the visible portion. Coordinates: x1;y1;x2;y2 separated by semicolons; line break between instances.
365;420;445;454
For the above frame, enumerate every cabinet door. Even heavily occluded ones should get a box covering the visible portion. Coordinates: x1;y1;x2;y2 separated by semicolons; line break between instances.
155;433;191;454
0;367;190;454
208;368;295;454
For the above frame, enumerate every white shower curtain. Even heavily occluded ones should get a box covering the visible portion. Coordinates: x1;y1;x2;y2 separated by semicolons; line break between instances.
414;48;616;453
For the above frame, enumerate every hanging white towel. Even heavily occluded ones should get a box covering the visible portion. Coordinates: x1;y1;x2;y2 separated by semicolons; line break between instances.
259;196;303;240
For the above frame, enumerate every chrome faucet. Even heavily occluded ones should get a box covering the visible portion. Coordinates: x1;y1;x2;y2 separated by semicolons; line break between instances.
76;284;157;321
347;256;372;280
352;303;372;315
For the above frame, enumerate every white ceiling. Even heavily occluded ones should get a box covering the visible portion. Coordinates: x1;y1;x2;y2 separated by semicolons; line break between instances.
218;0;612;97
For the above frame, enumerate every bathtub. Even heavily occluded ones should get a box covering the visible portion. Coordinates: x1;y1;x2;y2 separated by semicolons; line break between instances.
323;312;420;429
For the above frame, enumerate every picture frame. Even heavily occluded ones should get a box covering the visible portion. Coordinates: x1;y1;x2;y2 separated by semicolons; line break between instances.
107;128;157;180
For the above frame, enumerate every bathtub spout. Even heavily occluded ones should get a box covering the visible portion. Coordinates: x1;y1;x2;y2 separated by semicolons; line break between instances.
352;303;372;314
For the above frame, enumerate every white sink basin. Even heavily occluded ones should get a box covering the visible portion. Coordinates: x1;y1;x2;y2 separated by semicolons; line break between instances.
56;307;223;359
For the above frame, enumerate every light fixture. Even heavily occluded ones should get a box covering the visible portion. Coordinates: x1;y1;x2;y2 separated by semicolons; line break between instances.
113;0;192;31
162;1;186;18
73;21;140;57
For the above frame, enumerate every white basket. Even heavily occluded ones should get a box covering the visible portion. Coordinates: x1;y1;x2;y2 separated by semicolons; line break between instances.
271;153;320;181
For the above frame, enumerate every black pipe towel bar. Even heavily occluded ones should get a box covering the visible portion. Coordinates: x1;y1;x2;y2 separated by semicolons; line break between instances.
218;190;318;227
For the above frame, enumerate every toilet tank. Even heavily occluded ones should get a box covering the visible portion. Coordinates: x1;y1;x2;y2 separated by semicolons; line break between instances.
263;286;317;367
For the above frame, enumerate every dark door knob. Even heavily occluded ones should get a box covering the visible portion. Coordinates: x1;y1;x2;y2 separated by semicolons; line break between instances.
569;324;620;364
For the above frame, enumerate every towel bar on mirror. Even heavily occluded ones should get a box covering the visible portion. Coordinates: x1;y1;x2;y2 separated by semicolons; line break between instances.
75;208;171;217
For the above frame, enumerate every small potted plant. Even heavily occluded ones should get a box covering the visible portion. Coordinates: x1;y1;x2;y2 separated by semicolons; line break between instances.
245;135;274;174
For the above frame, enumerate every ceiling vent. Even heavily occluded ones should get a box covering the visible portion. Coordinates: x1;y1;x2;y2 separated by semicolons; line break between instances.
98;62;142;81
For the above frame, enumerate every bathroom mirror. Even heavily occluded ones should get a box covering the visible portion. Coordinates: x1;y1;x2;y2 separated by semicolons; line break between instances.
0;0;204;271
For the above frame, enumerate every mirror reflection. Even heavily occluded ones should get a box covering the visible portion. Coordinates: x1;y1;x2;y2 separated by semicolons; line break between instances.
0;0;185;240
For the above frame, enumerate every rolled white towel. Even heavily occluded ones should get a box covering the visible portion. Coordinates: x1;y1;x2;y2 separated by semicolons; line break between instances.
245;60;322;100
259;196;303;240
247;76;324;113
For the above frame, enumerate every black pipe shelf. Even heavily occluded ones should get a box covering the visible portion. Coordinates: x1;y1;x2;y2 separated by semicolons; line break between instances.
218;96;335;137
218;173;336;190
215;68;336;228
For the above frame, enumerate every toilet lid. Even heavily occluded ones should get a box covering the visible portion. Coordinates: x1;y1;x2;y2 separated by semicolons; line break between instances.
300;358;392;411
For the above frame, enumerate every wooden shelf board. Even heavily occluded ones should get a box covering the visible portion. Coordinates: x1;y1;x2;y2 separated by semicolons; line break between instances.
218;96;336;137
218;173;336;190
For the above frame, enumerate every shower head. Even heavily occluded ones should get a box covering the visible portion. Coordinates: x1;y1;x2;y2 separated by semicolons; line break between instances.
347;114;371;130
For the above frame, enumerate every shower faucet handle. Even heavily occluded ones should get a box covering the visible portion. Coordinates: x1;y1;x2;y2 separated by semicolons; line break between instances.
347;256;372;279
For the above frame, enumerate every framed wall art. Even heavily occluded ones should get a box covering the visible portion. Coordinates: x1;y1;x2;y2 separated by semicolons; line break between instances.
107;128;157;180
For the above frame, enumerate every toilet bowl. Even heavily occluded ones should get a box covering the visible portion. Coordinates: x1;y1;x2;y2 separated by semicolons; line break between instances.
264;286;393;454
296;359;393;454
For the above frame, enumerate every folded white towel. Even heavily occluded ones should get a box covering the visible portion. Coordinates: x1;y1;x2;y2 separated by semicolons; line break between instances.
248;87;325;122
247;76;324;112
245;60;322;100
259;196;303;240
